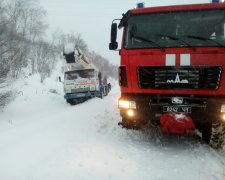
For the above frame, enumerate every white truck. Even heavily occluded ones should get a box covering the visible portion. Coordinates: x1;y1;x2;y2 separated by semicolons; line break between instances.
61;45;107;105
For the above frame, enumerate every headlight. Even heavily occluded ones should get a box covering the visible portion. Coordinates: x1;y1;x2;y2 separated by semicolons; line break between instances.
221;104;225;112
127;109;135;117
118;99;136;109
221;114;225;122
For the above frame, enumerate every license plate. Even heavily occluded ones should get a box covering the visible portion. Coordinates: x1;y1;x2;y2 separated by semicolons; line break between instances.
163;106;191;113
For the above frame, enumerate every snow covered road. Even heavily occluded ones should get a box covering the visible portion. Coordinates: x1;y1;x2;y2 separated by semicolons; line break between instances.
0;76;225;180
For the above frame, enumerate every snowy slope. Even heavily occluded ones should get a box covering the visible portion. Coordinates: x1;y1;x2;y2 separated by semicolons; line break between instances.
0;74;225;180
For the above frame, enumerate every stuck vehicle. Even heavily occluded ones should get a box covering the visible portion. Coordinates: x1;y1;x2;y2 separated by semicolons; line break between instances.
109;2;225;148
61;45;105;105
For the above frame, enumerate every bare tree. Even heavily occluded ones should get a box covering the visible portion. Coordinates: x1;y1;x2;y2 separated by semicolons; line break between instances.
3;0;48;75
58;32;88;53
31;40;58;82
0;5;11;106
87;51;117;79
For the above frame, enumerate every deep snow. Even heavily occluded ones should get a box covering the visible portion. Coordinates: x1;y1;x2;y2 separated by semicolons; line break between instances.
0;74;225;180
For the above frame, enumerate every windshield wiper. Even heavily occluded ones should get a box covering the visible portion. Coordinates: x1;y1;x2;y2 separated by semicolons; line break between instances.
157;34;196;50
157;34;193;48
182;35;225;48
131;34;165;51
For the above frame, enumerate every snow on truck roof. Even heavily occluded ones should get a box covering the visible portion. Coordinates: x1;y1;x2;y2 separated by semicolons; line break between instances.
63;43;75;55
63;62;98;73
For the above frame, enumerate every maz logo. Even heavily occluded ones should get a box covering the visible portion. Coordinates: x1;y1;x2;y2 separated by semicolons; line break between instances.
172;97;183;104
167;73;189;84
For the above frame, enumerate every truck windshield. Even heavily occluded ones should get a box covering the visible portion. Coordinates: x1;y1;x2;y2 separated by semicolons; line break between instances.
65;69;95;80
124;9;225;49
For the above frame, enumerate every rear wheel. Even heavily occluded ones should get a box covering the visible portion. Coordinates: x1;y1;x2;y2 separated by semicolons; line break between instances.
100;89;104;99
105;86;109;96
201;121;225;149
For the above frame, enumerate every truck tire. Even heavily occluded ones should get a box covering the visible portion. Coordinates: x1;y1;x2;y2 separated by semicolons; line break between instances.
105;86;109;96
202;121;225;149
66;99;75;105
100;89;104;99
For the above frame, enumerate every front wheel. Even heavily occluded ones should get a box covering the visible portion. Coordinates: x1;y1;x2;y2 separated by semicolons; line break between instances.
66;99;75;105
202;121;225;149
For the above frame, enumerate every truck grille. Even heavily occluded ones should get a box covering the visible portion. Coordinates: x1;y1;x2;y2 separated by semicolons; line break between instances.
137;66;222;90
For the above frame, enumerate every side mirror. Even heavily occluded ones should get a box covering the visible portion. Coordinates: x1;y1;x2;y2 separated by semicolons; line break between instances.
109;23;118;50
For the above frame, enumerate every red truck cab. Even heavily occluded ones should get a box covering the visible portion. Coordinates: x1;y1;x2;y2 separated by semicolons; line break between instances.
109;2;225;148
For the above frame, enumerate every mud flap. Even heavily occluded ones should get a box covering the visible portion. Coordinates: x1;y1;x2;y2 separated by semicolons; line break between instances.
160;113;195;134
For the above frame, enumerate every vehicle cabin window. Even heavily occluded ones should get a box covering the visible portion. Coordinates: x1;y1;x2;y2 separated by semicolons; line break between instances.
125;9;225;49
65;69;95;80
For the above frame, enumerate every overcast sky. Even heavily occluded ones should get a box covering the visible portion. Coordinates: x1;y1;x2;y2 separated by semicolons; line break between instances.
40;0;211;65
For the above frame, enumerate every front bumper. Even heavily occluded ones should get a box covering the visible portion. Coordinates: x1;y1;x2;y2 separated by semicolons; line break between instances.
64;90;102;99
119;94;225;123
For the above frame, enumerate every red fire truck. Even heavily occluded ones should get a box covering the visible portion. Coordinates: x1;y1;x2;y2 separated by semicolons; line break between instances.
109;2;225;148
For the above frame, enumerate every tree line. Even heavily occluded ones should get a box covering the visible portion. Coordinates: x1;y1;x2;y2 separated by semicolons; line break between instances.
0;0;117;107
